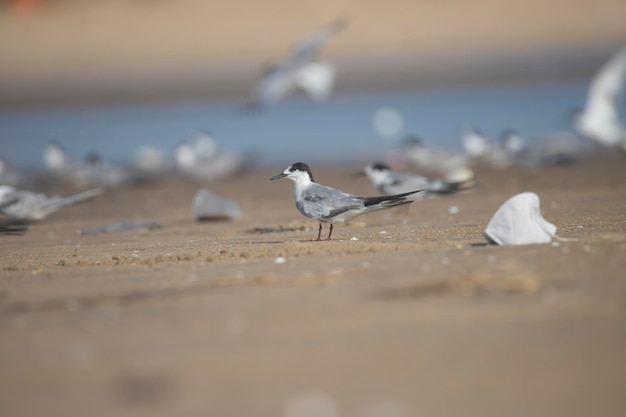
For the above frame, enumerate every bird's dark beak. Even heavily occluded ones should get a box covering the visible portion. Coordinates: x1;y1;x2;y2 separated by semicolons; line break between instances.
353;170;366;178
269;173;287;181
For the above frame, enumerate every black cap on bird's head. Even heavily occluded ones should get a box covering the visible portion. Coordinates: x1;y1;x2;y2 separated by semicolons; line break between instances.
356;162;391;178
270;162;315;182
289;162;311;173
370;162;390;171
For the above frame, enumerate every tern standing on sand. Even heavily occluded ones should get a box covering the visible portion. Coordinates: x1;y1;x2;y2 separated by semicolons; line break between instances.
270;162;421;241
362;162;459;197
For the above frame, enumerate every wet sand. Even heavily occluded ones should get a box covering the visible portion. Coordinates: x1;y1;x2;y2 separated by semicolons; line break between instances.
1;157;626;416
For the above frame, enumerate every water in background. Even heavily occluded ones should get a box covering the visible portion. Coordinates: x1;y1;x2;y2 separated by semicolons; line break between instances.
0;80;590;170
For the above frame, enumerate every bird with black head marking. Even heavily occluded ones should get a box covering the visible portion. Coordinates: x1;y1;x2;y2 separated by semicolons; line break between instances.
270;162;422;240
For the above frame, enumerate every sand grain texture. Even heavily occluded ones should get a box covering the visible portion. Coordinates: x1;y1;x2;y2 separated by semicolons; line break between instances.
1;158;626;417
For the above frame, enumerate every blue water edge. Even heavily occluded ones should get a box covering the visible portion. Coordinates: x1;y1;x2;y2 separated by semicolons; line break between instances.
0;81;590;170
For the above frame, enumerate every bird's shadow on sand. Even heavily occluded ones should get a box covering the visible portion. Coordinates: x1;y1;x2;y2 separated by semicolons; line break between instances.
0;219;30;235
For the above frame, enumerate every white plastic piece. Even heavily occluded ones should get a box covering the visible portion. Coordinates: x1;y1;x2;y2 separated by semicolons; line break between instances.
192;189;242;221
485;192;556;245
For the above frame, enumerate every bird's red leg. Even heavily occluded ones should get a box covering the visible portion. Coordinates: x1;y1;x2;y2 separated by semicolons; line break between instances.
325;223;333;240
316;223;323;241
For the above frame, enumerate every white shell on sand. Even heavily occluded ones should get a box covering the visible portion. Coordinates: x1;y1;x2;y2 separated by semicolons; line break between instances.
485;192;556;245
192;189;242;221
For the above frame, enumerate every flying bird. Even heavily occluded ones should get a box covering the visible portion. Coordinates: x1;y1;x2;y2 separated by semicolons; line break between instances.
574;46;626;151
245;18;347;109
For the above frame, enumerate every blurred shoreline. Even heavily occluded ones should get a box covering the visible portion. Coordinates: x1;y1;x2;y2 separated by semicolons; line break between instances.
1;43;622;109
1;0;625;108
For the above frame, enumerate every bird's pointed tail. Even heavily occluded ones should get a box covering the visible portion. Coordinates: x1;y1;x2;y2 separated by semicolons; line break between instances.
363;189;423;207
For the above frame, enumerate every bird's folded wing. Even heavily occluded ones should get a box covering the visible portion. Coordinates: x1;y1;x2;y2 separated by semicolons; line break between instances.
301;185;362;218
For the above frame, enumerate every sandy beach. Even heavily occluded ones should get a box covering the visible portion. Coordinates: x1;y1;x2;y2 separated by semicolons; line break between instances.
1;3;626;415
1;0;626;106
1;156;625;416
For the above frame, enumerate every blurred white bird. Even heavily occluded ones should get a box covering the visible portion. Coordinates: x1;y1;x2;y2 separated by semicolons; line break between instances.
460;127;512;168
43;142;92;188
361;162;459;198
133;145;168;175
574;46;626;150
499;130;590;167
83;151;132;188
175;130;248;181
131;144;172;182
397;136;475;188
43;143;130;188
0;186;101;221
245;18;347;108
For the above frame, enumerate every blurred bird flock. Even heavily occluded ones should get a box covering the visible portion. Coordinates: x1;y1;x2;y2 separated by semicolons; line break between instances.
0;13;625;241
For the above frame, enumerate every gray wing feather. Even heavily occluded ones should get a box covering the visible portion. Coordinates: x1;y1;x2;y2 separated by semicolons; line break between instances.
392;172;429;188
289;18;346;66
298;183;363;220
1;189;101;220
